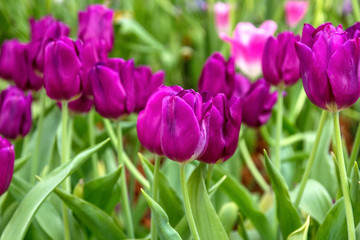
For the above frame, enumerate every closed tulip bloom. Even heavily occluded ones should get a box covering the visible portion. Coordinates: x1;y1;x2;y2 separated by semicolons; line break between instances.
0;86;32;139
198;94;242;163
133;66;164;112
44;37;82;101
137;86;183;156
346;22;360;38
262;31;300;87
241;79;277;127
284;1;309;28
295;23;360;111
0;136;15;196
198;52;235;98
214;2;230;35
233;73;251;98
0;40;21;81
221;21;277;79
161;89;210;162
78;4;114;52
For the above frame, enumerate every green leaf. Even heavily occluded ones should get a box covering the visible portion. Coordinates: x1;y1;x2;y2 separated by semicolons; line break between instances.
287;215;310;240
213;166;274;240
84;165;122;213
0;139;109;240
218;202;239;235
141;189;182;240
350;162;360;224
54;188;126;240
264;151;302;239
188;166;229;240
14;155;31;172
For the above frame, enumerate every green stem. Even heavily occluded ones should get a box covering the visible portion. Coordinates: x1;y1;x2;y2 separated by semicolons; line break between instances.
289;89;306;121
31;90;46;183
179;163;200;240
333;112;355;240
151;156;160;240
88;109;98;177
348;123;360;174
294;110;327;207
61;101;71;240
206;164;214;190
275;87;284;170
117;122;134;238
239;140;270;193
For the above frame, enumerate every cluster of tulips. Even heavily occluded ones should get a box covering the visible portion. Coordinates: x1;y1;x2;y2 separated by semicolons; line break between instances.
1;1;360;239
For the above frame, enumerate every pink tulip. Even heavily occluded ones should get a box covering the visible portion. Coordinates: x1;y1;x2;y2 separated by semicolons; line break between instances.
214;2;230;35
284;1;309;28
221;20;277;79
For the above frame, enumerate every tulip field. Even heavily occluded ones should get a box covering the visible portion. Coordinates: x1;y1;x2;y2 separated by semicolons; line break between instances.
1;0;360;239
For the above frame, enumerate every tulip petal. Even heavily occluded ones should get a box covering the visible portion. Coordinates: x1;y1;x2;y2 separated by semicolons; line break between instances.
262;36;280;85
0;144;14;195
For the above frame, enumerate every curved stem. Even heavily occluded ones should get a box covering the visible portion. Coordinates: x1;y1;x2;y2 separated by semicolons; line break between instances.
31;90;46;183
333;112;355;240
294;110;327;207
179;163;200;240
151;156;160;240
117;122;134;238
88;109;98;177
61;101;71;240
239;139;270;193
348;123;360;174
289;89;306;121
275;87;284;170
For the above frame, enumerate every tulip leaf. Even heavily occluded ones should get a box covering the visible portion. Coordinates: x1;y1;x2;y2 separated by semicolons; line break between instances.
54;187;126;240
188;165;229;240
350;162;360;224
264;151;302;239
0;139;109;240
213;166;275;240
287;215;310;240
218;202;239;235
14;154;31;172
83;165;122;213
141;189;182;240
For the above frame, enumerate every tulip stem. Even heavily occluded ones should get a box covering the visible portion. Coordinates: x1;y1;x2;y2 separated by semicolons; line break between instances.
239;139;270;193
117;122;134;238
275;87;283;170
348;123;360;174
294;110;327;208
206;164;214;190
333;112;356;240
179;163;200;240
151;156;160;240
88;109;98;177
61;101;71;240
31;90;46;183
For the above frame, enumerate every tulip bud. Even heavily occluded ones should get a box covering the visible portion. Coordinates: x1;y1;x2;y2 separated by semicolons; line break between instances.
0;86;32;139
198;94;242;163
295;23;360;112
221;20;277;79
0;40;22;81
198;52;235;99
43;37;82;101
241;79;277;127
0;136;15;196
284;0;309;28
233;73;251;98
214;2;230;35
78;4;114;52
262;31;300;87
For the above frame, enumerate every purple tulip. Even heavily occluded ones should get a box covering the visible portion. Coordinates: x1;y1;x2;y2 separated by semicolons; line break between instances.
0;86;32;139
58;94;93;114
198;94;242;163
137;86;183;156
233;73;251;98
198;52;235;99
262;31;300;87
295;23;360;111
78;4;114;52
346;22;360;38
133;66;164;112
43;37;82;101
0;40;22;81
241;79;277;127
0;136;15;196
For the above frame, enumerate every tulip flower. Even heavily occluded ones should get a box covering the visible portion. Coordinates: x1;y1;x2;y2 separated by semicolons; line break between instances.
221;20;277;79
295;23;360;112
78;4;114;52
0;86;32;139
0;136;15;196
284;1;309;28
0;40;22;81
198;94;242;163
233;73;251;98
346;22;360;38
43;37;82;101
262;31;300;87
214;2;230;35
198;52;235;99
58;95;93;114
241;79;277;127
